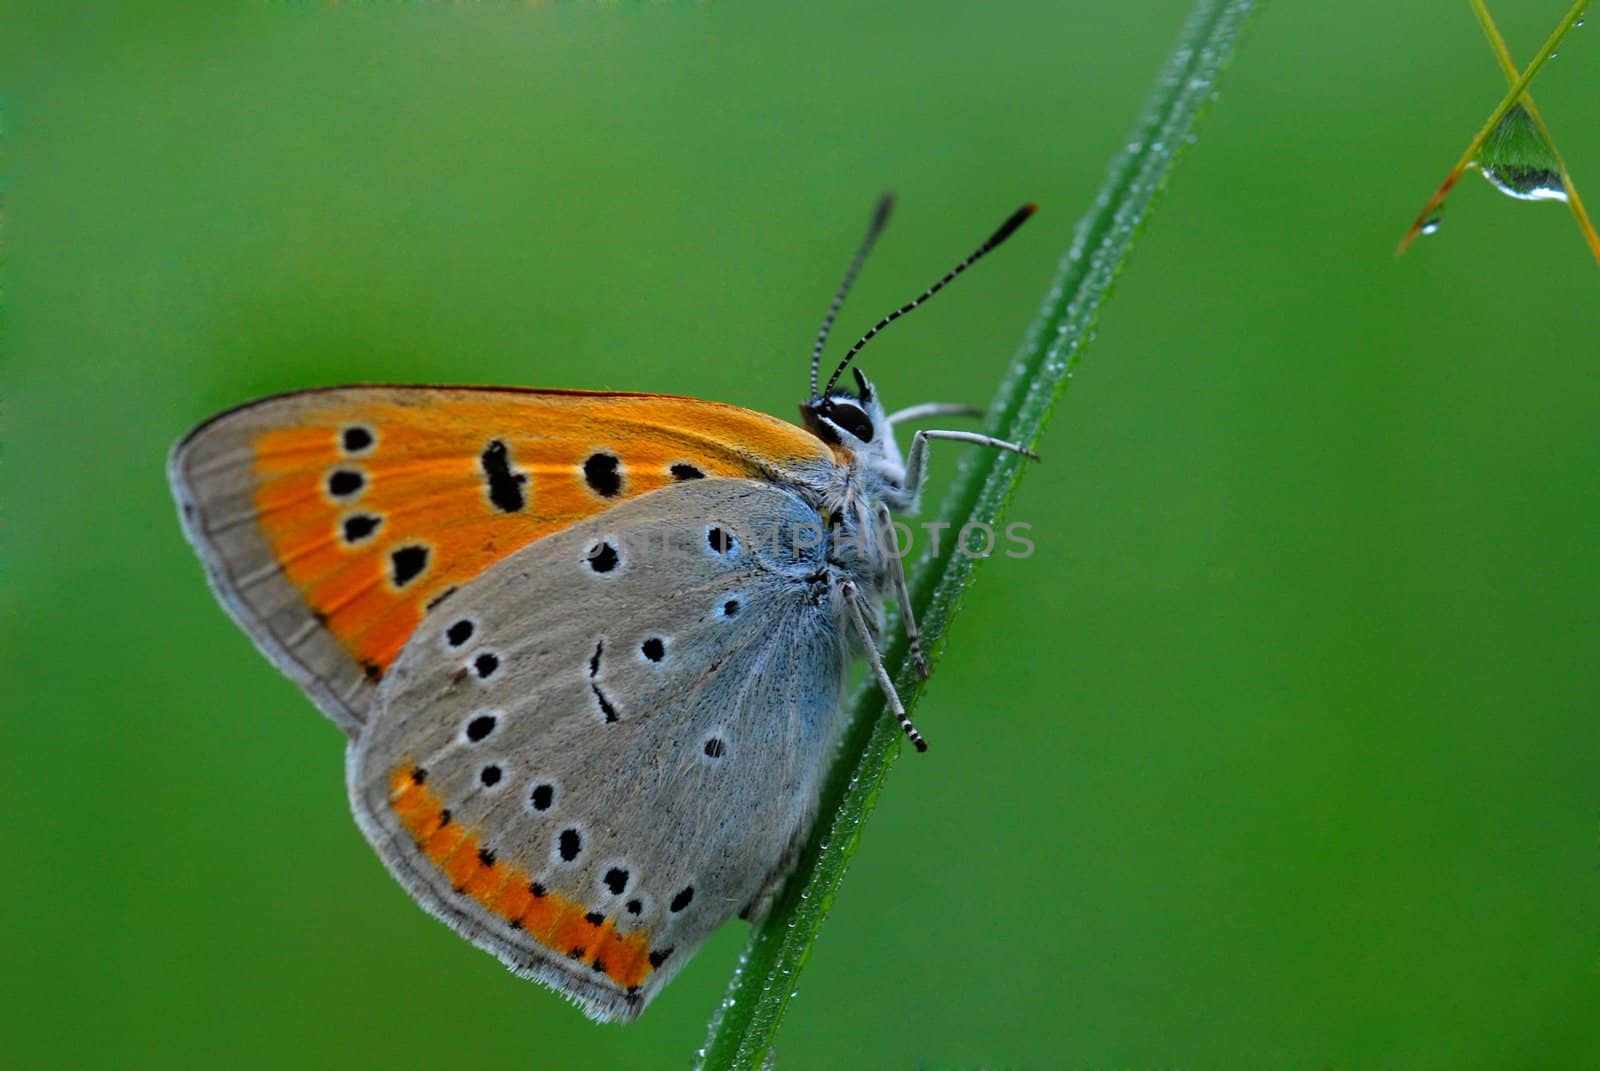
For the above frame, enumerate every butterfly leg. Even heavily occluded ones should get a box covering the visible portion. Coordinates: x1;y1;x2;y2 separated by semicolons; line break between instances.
902;427;1038;497
841;579;928;752
874;502;929;680
886;402;983;426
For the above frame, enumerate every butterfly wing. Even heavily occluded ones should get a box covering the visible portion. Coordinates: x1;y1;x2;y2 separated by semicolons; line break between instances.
350;478;848;1021
168;387;834;735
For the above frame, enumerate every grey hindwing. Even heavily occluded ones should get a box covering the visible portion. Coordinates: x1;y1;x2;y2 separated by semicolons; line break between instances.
348;478;851;1021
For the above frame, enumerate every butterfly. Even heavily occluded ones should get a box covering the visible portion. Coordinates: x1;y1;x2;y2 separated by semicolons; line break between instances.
168;194;1037;1022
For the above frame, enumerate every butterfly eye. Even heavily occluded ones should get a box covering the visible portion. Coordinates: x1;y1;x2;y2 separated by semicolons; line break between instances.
824;400;875;443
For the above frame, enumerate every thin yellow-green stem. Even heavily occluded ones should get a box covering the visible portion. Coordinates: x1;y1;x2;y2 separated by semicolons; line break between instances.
1395;0;1590;255
1469;0;1600;265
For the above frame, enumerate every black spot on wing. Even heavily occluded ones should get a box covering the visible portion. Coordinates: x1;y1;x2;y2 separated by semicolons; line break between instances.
669;463;704;481
391;545;429;587
342;513;382;544
591;683;619;723
583;452;623;498
587;541;619;573
327;468;365;498
603;867;629;895
480;439;527;512
341;426;374;453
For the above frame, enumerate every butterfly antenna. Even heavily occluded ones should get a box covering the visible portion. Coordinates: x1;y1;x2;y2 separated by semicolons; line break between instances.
810;192;896;398
821;203;1037;398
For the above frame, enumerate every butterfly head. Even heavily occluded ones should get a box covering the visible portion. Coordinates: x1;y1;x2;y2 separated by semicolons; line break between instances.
803;366;880;445
801;367;907;474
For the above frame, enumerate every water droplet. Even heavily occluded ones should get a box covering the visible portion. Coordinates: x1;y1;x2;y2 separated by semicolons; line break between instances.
1476;103;1568;202
1420;216;1443;236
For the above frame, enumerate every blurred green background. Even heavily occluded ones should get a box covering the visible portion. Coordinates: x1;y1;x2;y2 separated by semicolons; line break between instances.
5;3;1598;1068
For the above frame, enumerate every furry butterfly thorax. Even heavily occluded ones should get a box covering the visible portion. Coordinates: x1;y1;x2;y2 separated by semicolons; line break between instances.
168;196;1037;1021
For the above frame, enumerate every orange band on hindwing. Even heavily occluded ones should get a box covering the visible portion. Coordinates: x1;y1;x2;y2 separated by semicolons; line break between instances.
386;766;656;991
248;389;831;679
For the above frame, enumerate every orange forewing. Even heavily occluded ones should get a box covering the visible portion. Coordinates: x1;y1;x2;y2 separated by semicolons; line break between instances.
245;387;831;677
